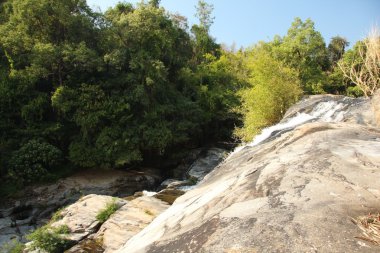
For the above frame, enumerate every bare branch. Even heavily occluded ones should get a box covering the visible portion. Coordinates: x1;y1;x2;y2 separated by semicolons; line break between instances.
338;25;380;97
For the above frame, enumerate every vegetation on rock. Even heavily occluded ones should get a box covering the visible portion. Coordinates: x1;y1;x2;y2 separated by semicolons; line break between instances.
96;200;119;223
26;224;72;253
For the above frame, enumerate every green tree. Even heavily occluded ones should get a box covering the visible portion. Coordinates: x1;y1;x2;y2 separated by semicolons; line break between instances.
196;51;247;141
195;0;214;31
8;139;63;184
328;36;349;67
272;18;328;93
235;47;302;141
52;2;207;168
0;0;102;181
191;0;220;63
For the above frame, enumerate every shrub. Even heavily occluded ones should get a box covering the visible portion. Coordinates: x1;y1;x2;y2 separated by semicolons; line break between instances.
8;139;63;184
96;200;119;223
51;207;65;222
26;225;71;253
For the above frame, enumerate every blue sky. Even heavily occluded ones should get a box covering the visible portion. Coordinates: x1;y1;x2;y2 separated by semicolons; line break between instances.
87;0;380;49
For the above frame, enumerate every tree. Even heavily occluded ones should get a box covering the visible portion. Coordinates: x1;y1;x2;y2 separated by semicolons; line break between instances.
51;2;207;168
149;0;161;8
195;51;247;141
328;36;349;67
235;47;302;141
272;18;329;93
191;0;220;63
195;0;214;31
0;0;102;181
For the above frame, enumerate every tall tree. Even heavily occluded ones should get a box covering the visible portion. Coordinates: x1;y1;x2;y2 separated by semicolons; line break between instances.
191;0;220;63
235;46;302;141
195;0;214;32
272;18;329;93
328;36;349;67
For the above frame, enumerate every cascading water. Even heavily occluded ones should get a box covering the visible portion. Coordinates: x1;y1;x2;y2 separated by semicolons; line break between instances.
230;97;363;156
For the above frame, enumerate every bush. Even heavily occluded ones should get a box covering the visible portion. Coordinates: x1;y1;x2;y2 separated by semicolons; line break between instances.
8;140;63;184
96;200;119;223
26;225;72;253
51;207;65;222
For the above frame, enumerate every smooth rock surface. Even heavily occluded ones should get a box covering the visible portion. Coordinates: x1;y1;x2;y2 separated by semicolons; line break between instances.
93;196;169;253
51;194;126;242
117;95;380;253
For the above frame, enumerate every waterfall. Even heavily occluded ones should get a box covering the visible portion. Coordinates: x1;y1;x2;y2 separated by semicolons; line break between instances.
230;98;357;156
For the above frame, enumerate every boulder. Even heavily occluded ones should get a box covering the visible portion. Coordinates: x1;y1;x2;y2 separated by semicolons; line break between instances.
50;194;126;242
68;196;169;253
187;148;227;181
117;96;380;253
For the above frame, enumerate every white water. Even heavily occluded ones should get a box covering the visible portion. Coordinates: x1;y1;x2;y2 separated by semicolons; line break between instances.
231;100;349;156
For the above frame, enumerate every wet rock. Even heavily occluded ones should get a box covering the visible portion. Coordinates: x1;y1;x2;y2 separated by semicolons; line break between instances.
1;168;163;247
159;179;189;190
168;149;204;179
187;148;227;181
154;189;185;205
65;238;104;253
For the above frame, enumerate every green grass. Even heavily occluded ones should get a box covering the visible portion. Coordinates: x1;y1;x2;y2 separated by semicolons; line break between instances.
96;200;119;223
26;225;72;253
51;207;65;222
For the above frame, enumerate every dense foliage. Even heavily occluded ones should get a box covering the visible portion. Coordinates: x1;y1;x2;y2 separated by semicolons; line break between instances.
0;0;236;183
0;0;373;187
235;47;302;141
8;139;63;184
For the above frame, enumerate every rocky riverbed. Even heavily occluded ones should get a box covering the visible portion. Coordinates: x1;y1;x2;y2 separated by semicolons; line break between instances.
0;147;227;252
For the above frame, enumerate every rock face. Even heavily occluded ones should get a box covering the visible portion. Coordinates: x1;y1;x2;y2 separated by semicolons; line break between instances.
51;194;126;242
117;95;380;253
93;196;169;253
24;194;169;253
